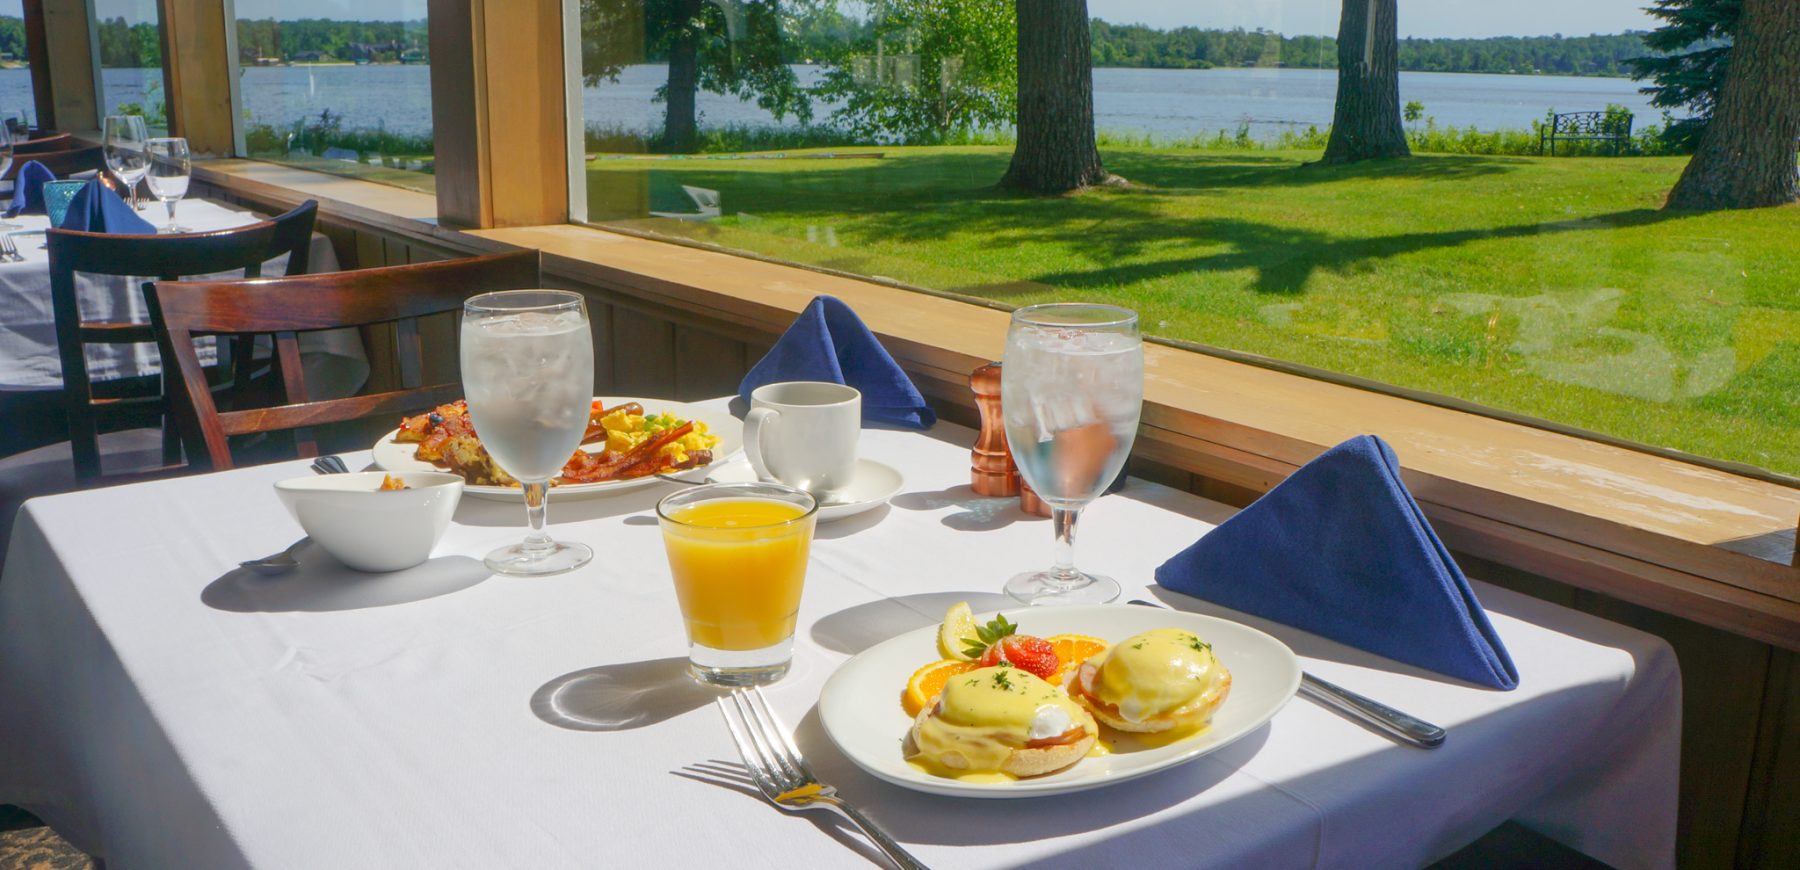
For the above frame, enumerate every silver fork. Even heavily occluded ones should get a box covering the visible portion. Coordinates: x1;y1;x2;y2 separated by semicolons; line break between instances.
311;455;350;475
1;235;21;262
717;688;928;870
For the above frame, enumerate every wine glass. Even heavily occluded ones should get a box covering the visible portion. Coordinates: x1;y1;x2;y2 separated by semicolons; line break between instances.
1000;303;1144;605
144;137;191;233
460;289;597;576
102;115;150;210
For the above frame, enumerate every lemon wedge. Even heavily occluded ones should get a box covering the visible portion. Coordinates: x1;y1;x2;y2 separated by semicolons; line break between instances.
938;601;979;662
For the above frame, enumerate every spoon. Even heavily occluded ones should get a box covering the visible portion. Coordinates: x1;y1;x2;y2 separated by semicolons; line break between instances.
240;537;309;574
240;457;347;572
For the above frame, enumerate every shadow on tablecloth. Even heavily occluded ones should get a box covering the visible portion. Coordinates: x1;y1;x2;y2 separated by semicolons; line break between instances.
530;657;717;732
201;548;490;612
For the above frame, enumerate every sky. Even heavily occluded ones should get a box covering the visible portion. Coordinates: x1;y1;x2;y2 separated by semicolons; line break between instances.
80;0;1661;40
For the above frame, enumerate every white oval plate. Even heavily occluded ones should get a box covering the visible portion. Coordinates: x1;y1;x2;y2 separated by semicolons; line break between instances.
371;396;743;501
818;604;1300;798
698;457;903;523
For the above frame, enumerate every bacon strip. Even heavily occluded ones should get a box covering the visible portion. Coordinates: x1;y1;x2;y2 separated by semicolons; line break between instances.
561;422;695;483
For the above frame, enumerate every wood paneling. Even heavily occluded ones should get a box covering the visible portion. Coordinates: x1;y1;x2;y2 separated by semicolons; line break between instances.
426;0;567;229
610;307;676;397
1740;649;1800;867
158;0;235;155
673;327;746;401
39;0;99;133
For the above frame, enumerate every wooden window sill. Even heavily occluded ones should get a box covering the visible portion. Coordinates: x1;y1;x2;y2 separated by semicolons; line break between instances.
192;158;1800;650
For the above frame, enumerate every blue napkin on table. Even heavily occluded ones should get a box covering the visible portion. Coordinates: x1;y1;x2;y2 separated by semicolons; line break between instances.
5;160;55;217
738;295;936;429
1155;434;1518;690
58;180;155;234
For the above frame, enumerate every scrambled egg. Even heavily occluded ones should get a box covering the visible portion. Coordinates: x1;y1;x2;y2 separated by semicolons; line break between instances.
599;409;718;464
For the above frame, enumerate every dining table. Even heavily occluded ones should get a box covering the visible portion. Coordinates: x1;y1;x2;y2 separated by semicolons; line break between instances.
0;196;368;398
0;397;1680;869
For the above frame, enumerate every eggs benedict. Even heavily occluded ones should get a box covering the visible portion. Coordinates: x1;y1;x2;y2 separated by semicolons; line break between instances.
907;666;1097;778
1069;628;1231;734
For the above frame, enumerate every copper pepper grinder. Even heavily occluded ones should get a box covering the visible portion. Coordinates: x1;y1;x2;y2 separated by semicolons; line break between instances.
969;362;1020;497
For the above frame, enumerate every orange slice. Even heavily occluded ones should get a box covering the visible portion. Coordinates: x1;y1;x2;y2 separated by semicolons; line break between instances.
902;660;979;716
1046;634;1110;685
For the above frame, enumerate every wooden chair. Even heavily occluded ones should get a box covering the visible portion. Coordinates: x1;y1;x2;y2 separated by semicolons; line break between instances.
45;199;319;483
4;145;105;180
148;250;544;472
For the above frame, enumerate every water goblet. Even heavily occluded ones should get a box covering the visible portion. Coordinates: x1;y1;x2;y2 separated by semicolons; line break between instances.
103;115;150;210
460;289;596;576
145;137;192;233
1001;303;1144;605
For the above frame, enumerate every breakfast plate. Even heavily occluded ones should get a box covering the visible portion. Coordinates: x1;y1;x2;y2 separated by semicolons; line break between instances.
371;396;743;501
697;457;904;523
817;604;1301;798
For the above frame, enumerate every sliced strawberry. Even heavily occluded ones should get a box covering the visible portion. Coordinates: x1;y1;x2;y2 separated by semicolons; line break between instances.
977;635;1060;681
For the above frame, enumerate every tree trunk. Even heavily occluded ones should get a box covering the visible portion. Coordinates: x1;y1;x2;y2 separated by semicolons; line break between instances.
662;0;702;153
1666;0;1800;210
1000;0;1112;193
1320;0;1409;164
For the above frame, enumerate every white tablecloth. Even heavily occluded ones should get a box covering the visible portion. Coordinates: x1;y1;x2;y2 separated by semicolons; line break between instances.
0;400;1679;869
0;198;367;395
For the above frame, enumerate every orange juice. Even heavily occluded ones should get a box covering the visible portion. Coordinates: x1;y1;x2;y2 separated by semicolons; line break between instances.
660;498;814;651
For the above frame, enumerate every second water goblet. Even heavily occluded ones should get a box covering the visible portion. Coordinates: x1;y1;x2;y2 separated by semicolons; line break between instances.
1001;303;1144;605
103;115;150;210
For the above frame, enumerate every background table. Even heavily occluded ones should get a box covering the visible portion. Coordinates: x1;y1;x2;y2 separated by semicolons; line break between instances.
0;198;367;396
0;401;1679;869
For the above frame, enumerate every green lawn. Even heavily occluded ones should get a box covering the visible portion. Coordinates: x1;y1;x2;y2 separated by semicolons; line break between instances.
587;146;1800;475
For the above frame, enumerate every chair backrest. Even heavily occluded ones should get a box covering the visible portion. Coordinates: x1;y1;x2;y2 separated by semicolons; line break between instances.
4;145;104;180
46;200;320;483
14;133;74;155
149;250;544;472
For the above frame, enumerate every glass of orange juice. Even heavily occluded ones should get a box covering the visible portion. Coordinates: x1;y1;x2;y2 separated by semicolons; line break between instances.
656;482;818;686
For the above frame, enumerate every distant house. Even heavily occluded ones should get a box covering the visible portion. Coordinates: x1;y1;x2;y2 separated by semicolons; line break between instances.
290;50;327;63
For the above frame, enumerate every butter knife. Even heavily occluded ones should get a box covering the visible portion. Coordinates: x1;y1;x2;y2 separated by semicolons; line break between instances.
1127;599;1446;749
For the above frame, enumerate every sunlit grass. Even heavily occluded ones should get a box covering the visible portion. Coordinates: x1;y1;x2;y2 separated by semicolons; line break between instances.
588;146;1800;474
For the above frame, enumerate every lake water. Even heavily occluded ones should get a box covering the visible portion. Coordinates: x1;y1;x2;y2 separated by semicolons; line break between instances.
0;64;1672;143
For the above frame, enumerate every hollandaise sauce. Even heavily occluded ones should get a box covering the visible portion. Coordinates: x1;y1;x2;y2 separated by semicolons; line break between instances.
1086;628;1230;731
908;666;1093;779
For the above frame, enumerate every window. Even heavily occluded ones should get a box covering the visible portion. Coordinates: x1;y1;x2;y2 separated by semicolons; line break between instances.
233;0;433;194
0;0;33;134
571;0;1799;477
94;0;165;132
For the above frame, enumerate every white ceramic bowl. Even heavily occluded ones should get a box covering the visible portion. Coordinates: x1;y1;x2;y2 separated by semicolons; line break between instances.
274;471;464;572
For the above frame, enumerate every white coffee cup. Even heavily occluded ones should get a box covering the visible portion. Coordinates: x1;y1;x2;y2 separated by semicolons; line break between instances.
743;381;861;497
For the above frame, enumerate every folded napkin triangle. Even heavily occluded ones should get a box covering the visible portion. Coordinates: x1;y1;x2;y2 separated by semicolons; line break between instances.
1155;435;1518;690
739;295;935;429
59;181;155;234
6;160;55;217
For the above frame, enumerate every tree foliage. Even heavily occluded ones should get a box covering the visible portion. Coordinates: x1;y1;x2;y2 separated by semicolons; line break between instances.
580;0;815;149
812;0;1016;141
1627;0;1737;148
233;18;428;64
1090;20;1656;76
0;17;24;63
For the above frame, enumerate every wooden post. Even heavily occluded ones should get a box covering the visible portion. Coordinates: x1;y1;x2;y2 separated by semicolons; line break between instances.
428;0;569;229
159;0;237;157
36;0;102;133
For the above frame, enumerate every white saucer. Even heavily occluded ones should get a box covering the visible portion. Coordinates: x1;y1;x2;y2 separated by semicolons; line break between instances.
700;458;904;523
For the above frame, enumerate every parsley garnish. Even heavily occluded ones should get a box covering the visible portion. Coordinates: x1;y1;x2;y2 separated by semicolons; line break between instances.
991;670;1014;691
1186;634;1212;654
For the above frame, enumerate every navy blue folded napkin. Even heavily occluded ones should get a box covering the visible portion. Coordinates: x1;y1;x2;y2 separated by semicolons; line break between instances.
1155;434;1518;690
738;295;935;429
59;181;155;234
5;160;55;217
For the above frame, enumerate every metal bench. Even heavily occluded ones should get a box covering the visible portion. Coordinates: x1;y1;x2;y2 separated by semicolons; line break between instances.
1540;111;1633;156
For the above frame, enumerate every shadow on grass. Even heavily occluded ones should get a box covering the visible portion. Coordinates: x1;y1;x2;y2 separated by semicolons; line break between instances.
589;149;1685;295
